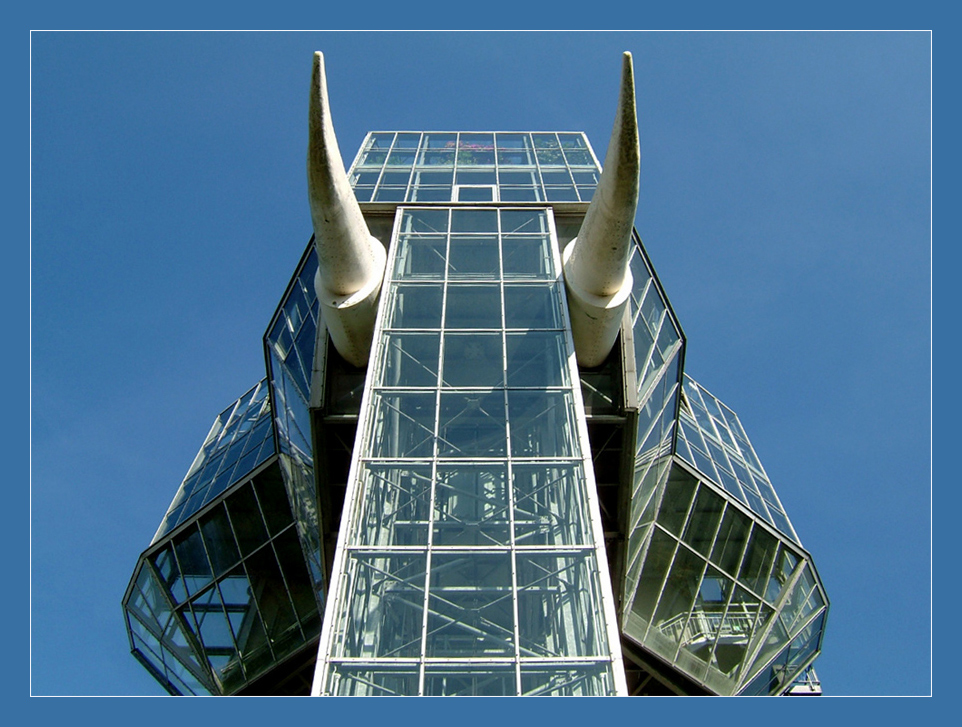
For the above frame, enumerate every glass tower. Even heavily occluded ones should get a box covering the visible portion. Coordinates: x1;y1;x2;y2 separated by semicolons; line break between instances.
122;57;828;699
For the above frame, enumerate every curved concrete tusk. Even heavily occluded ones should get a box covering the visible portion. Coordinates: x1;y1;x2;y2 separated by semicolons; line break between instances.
308;52;386;366
563;52;640;368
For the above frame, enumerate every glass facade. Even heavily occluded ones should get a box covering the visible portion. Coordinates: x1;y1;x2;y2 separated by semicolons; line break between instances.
350;132;600;204
124;454;322;695
314;207;624;696
124;128;828;697
153;381;276;541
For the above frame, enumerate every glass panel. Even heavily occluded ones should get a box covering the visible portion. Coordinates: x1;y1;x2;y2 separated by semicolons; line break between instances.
766;547;800;603
450;208;498;233
409;186;453;202
380;332;440;387
151;544;186;605
512;464;590;546
677;565;732;668
220;565;269;661
651;545;706;653
501;235;552;278
174;524;212;597
629;527;675;627
245;544;300;654
356;464;432;546
387;285;443;329
199;504;240;578
442;333;503;388
424;133;456;149
419;149;455;167
739;526;779;597
438;391;507;457
252;468;294;537
386;150;416;167
503;284;562;329
426;552;514;657
499;187;540;202
457;186;495;202
448;235;500;278
415;170;453;184
401;208;449;234
500;209;547;235
456;170;496;184
366;132;394;150
395;133;421;149
496;133;529;149
367;392;436;458
433;464;509;546
682;485;724;557
521;664;612;696
329;665;421;696
508;390;579;457
517;552;606;657
423;666;516;696
226;483;269;558
393;235;447;279
337;553;427;659
444;285;502;329
188;585;235;657
713;583;761;677
272;527;320;625
656;467;697;537
710;506;751;577
506;332;568;387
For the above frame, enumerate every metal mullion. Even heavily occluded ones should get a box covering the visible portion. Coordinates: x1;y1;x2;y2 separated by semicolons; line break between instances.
417;208;451;695
496;214;523;695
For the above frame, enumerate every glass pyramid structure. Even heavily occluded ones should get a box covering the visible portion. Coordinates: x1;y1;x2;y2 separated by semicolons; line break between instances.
122;53;828;697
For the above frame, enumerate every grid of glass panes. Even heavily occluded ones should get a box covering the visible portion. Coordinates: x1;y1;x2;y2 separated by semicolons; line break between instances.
154;381;275;541
264;245;328;601
266;247;319;461
676;376;799;542
621;238;685;622
127;463;322;695
315;207;622;696
624;462;827;695
348;132;601;204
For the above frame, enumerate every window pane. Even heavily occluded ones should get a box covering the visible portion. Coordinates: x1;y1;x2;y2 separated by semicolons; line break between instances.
438;391;506;457
433;465;509;546
380;332;440;387
356;465;432;547
426;552;514;657
512;464;590;546
508;390;579;457
442;333;503;388
388;285;443;329
506;331;568;387
501;235;553;278
503;285;562;329
450;208;498;233
444;285;501;329
368;392;436;458
448;235;500;278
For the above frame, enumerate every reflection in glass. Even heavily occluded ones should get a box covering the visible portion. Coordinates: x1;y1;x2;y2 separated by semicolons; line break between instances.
380;332;440;388
444;285;502;329
442;333;503;388
504;285;562;329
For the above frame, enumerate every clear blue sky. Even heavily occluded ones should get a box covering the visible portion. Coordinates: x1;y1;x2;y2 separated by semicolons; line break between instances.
30;30;931;713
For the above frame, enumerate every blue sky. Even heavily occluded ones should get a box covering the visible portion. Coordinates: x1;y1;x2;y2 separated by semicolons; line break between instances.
29;30;930;710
